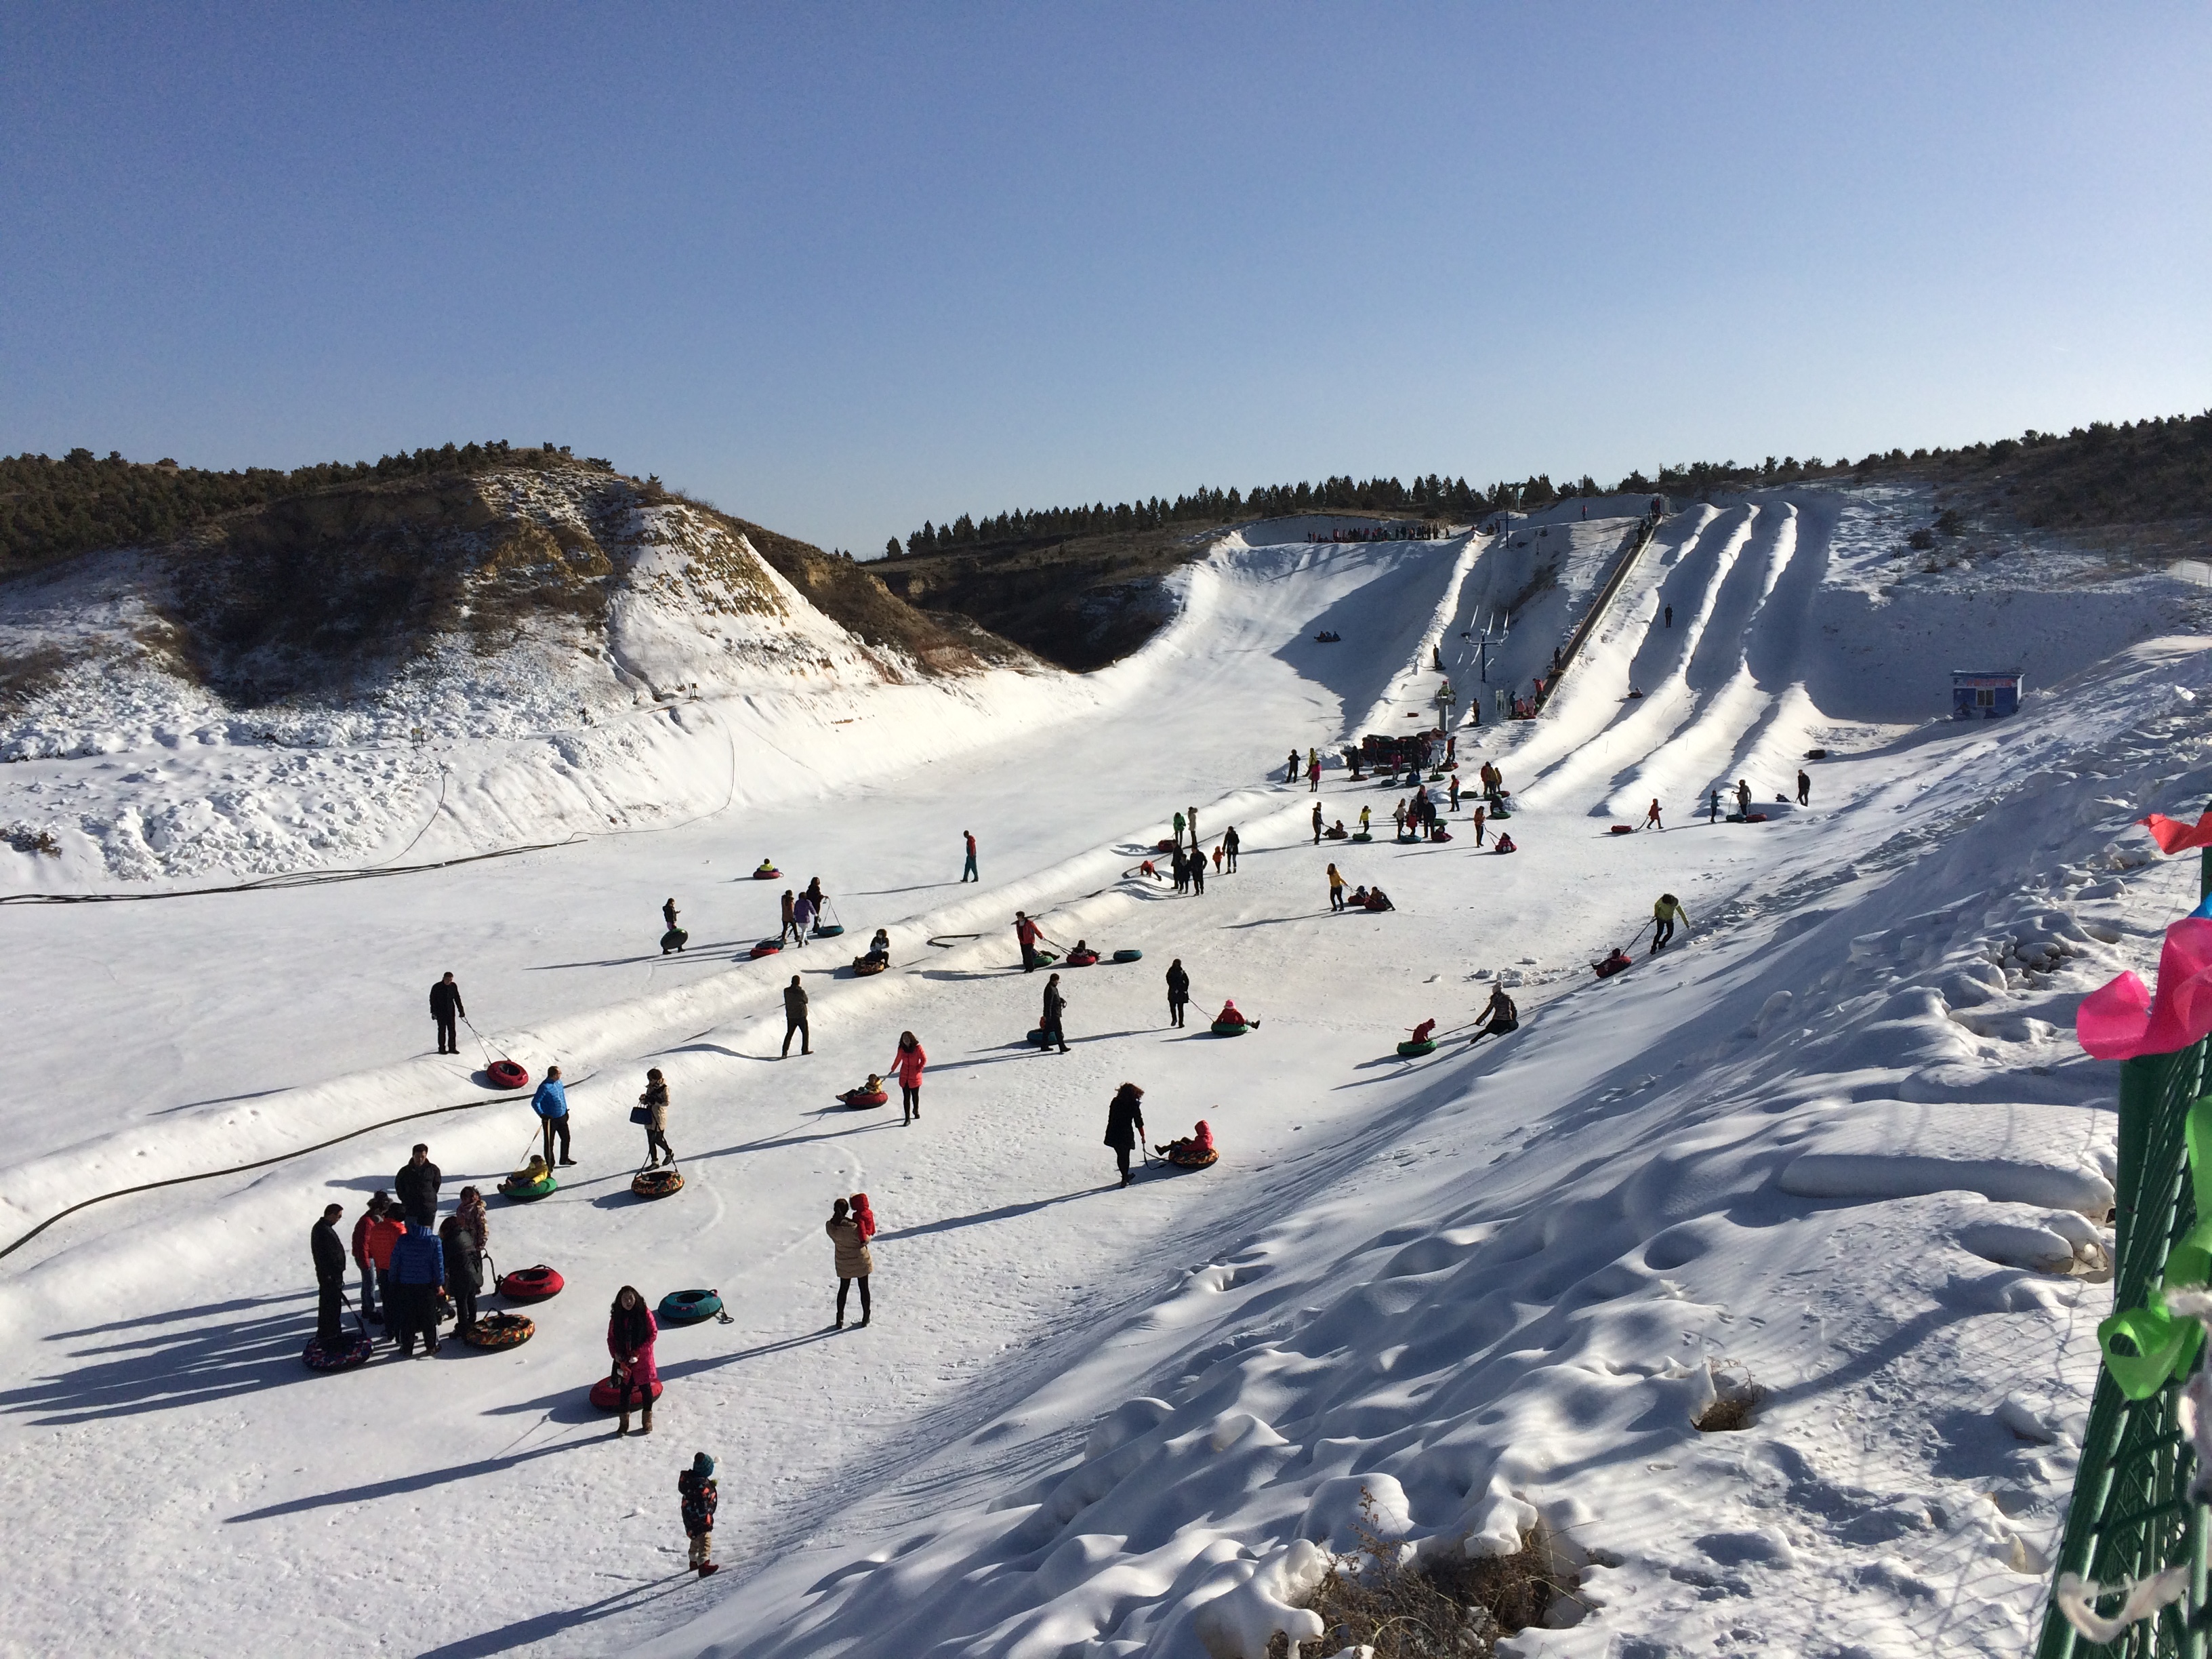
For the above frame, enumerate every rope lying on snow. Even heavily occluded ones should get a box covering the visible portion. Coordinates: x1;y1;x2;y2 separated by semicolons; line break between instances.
0;1073;594;1264
0;836;582;905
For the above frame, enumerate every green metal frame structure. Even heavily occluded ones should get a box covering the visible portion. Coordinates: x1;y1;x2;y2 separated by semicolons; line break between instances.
2039;852;2212;1658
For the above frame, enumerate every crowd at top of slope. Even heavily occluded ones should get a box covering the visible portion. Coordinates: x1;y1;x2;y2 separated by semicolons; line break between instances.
0;458;1032;759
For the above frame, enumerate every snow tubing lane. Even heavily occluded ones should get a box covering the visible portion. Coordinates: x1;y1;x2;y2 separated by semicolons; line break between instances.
657;1289;722;1325
1210;1020;1252;1037
1396;1039;1438;1057
590;1375;665;1411
462;1313;535;1349
632;1167;684;1200
486;1059;529;1090
1163;1147;1220;1170
498;1265;564;1302
499;1174;557;1202
1112;948;1143;962
302;1331;374;1371
839;1090;888;1109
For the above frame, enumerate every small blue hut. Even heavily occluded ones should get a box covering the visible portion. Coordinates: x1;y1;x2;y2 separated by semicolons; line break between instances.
1952;669;2024;719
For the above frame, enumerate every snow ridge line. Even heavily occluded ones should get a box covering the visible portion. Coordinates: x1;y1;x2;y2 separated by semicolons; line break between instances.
1546;512;1659;700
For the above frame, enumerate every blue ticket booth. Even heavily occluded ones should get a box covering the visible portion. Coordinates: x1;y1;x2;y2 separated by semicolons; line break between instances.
1952;670;2023;719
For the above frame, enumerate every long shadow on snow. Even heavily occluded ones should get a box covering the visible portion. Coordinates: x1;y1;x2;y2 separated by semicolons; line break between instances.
6;1298;313;1425
876;1191;1097;1244
226;1431;604;1522
528;941;750;970
413;1574;699;1659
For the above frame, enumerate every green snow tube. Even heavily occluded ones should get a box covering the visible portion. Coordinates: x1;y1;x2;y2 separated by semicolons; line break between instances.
498;1172;558;1203
1112;948;1143;962
657;1288;723;1326
1210;1019;1252;1037
1396;1039;1438;1058
1349;832;1373;842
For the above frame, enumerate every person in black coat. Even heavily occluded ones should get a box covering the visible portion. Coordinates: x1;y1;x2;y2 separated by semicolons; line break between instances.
312;1203;348;1339
429;972;466;1054
394;1143;442;1227
1040;975;1069;1054
1104;1084;1145;1187
1165;959;1191;1028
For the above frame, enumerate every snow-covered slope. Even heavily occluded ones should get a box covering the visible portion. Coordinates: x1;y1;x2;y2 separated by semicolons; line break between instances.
0;487;2206;1659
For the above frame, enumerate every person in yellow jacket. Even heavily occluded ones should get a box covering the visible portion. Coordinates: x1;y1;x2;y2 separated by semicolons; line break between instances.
1327;863;1347;912
1652;893;1688;953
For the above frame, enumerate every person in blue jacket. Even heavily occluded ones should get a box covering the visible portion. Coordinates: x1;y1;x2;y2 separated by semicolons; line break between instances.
533;1065;573;1168
388;1218;446;1358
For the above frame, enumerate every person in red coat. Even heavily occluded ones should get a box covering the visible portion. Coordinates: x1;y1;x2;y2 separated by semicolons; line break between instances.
888;1031;926;1124
607;1286;659;1437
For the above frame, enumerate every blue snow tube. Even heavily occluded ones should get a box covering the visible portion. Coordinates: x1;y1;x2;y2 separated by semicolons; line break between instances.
1112;948;1143;962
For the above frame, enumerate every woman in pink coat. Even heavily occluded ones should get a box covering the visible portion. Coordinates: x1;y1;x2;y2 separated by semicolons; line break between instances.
887;1031;926;1126
607;1284;659;1437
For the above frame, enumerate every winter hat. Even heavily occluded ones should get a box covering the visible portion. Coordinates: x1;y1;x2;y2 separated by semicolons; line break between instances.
693;1452;715;1476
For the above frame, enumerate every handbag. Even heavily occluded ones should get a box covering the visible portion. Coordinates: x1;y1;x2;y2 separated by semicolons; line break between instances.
630;1105;653;1126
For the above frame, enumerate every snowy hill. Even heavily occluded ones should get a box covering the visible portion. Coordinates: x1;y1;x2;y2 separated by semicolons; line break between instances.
0;485;2207;1658
0;461;1042;883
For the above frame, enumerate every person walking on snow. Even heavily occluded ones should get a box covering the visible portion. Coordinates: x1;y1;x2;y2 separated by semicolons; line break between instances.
351;1192;388;1325
1736;779;1752;816
1644;798;1663;831
1328;863;1347;912
1652;893;1688;953
394;1143;442;1227
1285;750;1300;785
1308;755;1322;792
1359;804;1372;836
1189;848;1205;895
607;1285;659;1434
1312;802;1324;844
1105;1083;1146;1187
1165;959;1191;1027
888;1031;926;1123
430;972;465;1055
1449;774;1461;812
638;1067;675;1167
792;890;817;944
1472;803;1487;846
1040;974;1069;1054
1173;811;1186;848
662;897;679;934
680;1453;720;1577
781;975;811;1057
533;1065;573;1167
1015;912;1043;972
1392;799;1408;837
779;889;800;947
827;1195;874;1326
1212;842;1223;874
1223;825;1240;872
961;830;978;882
1797;769;1811;806
1187;807;1199;849
1708;789;1722;824
388;1218;445;1358
1170;846;1188;894
311;1202;347;1341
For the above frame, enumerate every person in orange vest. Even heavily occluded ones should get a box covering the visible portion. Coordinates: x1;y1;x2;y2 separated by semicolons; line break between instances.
1015;912;1044;972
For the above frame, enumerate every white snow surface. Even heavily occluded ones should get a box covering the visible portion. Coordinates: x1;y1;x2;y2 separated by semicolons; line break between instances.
1;487;2209;1657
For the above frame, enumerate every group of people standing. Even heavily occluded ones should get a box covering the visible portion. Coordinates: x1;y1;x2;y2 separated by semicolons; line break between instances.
314;1145;489;1359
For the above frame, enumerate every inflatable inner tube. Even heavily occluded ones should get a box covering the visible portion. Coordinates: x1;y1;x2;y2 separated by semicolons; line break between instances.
589;1374;665;1412
1111;948;1143;962
1397;1039;1438;1058
812;922;845;938
1027;1027;1053;1046
851;958;887;976
1065;950;1100;966
498;1264;565;1302
632;1166;684;1200
1349;832;1372;842
486;1059;529;1090
462;1312;535;1349
661;927;689;953
839;1089;888;1109
1210;1019;1252;1037
751;867;781;879
1163;1146;1220;1170
750;939;783;958
1608;825;1633;836
498;1172;558;1203
302;1331;374;1372
657;1288;723;1326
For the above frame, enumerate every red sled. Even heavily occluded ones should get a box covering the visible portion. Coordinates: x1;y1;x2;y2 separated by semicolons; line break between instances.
1608;825;1633;836
486;1059;529;1090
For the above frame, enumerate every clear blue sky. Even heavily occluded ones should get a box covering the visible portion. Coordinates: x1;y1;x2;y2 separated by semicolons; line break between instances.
3;5;2207;554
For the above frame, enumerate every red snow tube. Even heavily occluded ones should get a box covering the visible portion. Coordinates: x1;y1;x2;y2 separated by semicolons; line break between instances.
302;1330;373;1372
751;866;781;880
1608;825;1633;836
750;939;783;958
486;1059;529;1090
631;1167;684;1200
498;1264;564;1302
838;1089;888;1109
1065;950;1100;966
589;1374;664;1411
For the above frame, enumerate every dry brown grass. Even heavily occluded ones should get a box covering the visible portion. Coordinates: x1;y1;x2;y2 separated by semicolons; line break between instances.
1265;1490;1582;1659
1694;1378;1765;1433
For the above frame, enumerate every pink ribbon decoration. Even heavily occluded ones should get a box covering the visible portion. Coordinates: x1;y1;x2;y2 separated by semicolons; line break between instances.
2142;812;2212;855
2081;918;2212;1060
